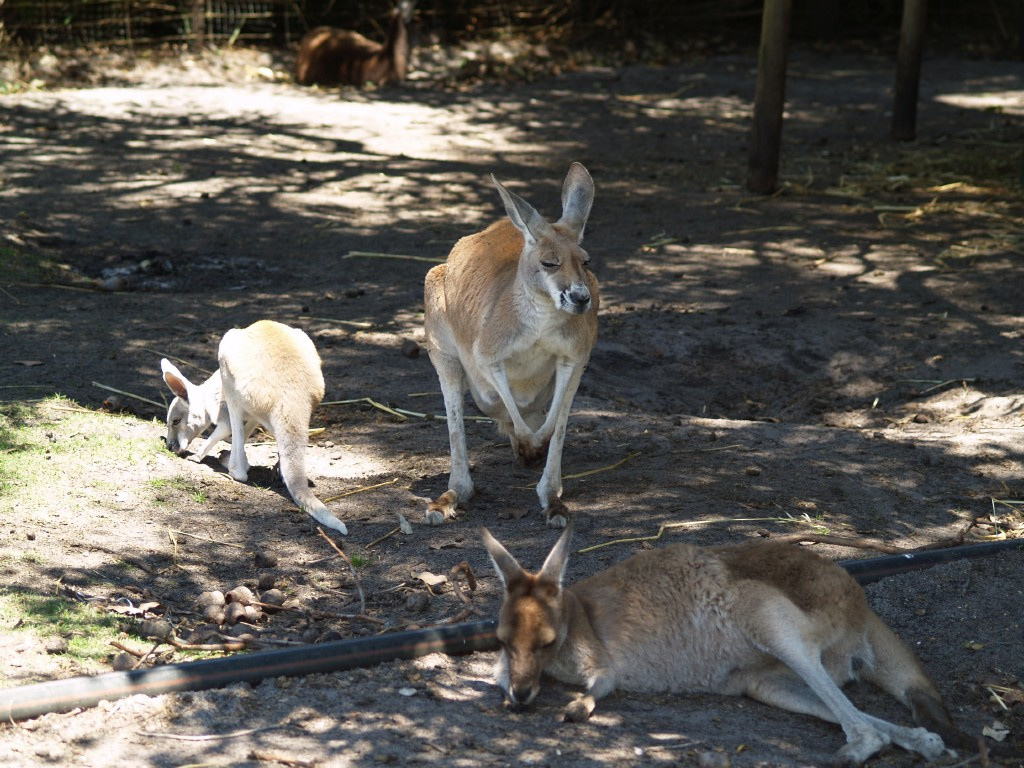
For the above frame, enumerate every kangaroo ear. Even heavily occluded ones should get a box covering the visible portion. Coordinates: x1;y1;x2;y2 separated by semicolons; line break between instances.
492;175;549;246
481;527;524;589
538;523;573;587
161;358;191;402
556;163;594;243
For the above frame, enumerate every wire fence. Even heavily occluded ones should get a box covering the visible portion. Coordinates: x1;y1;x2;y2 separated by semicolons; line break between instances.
0;0;1020;53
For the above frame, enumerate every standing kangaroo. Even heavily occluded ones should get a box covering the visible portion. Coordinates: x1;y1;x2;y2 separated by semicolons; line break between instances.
483;526;966;766
160;320;347;535
295;1;414;87
424;163;599;528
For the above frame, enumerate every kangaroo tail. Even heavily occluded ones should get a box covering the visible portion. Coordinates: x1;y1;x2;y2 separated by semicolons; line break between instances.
863;615;973;748
276;421;348;535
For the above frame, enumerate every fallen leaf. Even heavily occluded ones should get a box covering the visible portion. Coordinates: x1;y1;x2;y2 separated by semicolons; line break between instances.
414;571;447;588
497;507;530;520
964;640;986;651
14;360;43;367
983;721;1009;742
398;513;413;535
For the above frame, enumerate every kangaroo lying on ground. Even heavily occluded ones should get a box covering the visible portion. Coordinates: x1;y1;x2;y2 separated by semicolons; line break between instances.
424;164;599;528
295;1;414;87
482;526;966;766
160;320;347;535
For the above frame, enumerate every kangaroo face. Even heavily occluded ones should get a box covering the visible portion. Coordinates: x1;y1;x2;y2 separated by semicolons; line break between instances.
527;227;593;316
164;396;206;455
496;577;566;708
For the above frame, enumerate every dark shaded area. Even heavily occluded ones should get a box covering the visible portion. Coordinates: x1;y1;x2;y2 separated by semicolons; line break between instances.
2;0;1021;55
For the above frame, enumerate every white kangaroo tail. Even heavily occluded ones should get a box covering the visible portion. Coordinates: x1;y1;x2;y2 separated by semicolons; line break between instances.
275;423;347;535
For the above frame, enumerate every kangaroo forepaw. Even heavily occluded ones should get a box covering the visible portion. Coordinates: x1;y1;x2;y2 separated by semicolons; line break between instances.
563;695;595;723
426;490;460;526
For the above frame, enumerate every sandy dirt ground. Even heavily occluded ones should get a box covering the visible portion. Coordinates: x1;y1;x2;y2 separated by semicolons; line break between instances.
1;43;1023;767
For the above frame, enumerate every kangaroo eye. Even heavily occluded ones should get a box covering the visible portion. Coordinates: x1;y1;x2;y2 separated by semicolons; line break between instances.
540;261;558;269
539;639;557;650
172;418;181;426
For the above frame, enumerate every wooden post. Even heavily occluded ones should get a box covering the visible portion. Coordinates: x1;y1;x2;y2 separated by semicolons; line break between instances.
747;0;793;194
191;0;206;51
891;0;927;141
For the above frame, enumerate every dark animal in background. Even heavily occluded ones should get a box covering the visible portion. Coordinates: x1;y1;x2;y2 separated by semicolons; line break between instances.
295;1;414;87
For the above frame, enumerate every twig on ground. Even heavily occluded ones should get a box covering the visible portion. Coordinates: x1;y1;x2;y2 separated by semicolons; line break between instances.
0;284;21;304
167;528;246;549
448;561;478;608
317;527;366;616
563;451;641;481
365;526;401;549
342;250;445;264
322;478;399;504
139;347;215;377
91;381;165;409
137;724;285;742
576;515;827;554
249;750;320;768
321;396;407;420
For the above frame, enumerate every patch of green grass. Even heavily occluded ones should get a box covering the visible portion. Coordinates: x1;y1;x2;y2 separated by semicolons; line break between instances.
0;588;125;671
147;476;207;504
0;396;166;516
0;244;47;283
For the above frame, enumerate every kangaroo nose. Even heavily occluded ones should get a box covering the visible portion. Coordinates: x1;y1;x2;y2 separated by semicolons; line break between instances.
565;285;591;313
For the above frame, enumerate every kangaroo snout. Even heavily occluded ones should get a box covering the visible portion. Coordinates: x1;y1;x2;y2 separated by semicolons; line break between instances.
506;681;540;709
560;284;592;314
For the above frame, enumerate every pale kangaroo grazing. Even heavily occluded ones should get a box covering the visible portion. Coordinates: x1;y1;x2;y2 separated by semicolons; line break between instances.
483;526;968;766
424;163;599;528
160;320;347;535
295;1;414;87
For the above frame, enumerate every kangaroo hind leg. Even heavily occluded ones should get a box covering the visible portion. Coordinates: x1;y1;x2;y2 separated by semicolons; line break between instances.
737;595;943;765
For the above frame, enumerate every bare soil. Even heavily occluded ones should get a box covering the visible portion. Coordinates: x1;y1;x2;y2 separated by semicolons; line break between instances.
1;44;1023;767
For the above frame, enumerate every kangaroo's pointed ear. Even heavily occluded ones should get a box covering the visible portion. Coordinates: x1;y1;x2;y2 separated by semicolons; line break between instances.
161;358;191;402
492;175;549;246
538;523;573;587
481;527;524;589
556;163;594;243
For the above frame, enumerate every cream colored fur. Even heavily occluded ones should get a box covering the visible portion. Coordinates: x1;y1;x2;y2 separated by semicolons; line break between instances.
483;526;964;766
160;320;346;535
424;163;599;527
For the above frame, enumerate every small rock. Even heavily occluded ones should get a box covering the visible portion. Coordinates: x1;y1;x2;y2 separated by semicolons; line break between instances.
45;637;69;655
226;585;256;605
257;572;277;591
227;622;259;639
401;339;421;358
243;605;261;623
110;652;136;671
260;589;286;612
139;619;174;641
254;549;278;568
196;590;225;608
223;602;247;625
201;604;225;624
405;592;430;613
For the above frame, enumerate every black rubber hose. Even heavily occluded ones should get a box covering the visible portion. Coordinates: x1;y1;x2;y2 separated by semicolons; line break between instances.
1;618;498;723
1;538;1019;724
840;538;1024;585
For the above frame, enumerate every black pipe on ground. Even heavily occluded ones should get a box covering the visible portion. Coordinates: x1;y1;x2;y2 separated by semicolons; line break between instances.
1;538;1019;724
1;618;498;723
841;538;1023;585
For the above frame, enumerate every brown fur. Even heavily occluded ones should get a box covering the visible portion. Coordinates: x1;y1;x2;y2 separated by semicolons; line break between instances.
295;4;410;87
423;164;599;527
484;527;968;766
